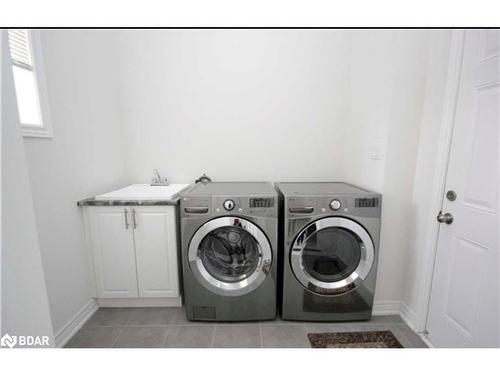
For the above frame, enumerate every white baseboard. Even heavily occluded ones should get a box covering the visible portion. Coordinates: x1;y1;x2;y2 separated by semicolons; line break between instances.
399;301;418;332
372;301;402;316
96;297;182;307
54;299;98;348
373;300;419;333
419;332;435;348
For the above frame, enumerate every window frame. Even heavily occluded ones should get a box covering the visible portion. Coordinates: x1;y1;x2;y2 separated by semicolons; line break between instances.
10;30;53;139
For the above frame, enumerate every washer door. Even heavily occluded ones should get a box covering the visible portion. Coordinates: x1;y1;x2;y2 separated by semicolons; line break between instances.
188;216;272;296
291;217;375;295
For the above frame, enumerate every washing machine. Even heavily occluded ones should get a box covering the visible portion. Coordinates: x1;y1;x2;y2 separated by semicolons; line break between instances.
276;182;381;321
180;182;278;321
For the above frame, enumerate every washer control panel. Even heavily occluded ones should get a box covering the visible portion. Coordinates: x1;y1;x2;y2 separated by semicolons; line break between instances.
182;195;277;218
215;196;276;217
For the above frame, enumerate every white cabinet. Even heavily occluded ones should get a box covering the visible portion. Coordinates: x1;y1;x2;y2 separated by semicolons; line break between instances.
133;207;179;298
88;207;138;298
85;205;179;300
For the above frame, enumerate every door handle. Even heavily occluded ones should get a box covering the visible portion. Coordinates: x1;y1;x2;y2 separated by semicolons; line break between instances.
289;207;314;214
124;209;129;229
437;211;454;224
262;259;272;275
184;207;209;214
132;208;138;229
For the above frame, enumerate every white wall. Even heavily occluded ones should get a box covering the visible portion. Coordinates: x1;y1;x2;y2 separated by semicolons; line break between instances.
22;30;129;335
403;31;453;323
115;30;351;183
1;32;54;344
339;30;395;192
376;32;431;308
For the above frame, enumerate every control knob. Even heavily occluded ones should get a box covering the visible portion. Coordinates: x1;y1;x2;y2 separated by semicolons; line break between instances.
330;199;341;211
223;199;235;211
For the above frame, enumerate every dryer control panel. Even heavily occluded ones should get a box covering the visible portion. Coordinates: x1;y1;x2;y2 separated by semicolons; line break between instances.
286;195;381;218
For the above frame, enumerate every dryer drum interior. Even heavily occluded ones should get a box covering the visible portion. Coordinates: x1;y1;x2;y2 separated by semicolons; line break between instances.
291;217;375;295
301;227;363;283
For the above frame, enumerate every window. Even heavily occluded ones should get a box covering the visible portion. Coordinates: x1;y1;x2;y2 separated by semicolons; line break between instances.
7;29;52;138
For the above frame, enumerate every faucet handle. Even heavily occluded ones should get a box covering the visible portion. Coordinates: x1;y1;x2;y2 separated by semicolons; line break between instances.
151;169;168;185
153;169;160;181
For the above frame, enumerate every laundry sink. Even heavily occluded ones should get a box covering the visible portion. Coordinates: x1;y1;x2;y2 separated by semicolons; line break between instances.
95;184;190;201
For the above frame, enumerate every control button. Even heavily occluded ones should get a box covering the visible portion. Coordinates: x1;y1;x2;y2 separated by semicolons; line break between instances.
330;199;341;211
238;208;243;213
223;199;235;211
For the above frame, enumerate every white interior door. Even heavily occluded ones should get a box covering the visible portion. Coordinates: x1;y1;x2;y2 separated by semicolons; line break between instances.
426;30;499;348
133;206;180;298
89;207;139;298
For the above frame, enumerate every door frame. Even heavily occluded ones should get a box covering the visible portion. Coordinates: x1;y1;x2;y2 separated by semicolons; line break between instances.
413;30;466;334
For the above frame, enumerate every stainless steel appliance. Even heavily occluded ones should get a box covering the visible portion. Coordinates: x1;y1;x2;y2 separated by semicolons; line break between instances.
276;182;381;321
180;182;278;321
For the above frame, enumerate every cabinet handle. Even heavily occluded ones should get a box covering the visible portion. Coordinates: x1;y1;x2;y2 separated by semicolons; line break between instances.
132;208;138;229
124;209;129;229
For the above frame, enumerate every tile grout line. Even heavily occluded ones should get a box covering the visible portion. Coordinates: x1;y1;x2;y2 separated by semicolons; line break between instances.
102;308;153;348
259;322;263;348
161;325;173;348
161;314;178;347
210;326;216;348
110;307;141;347
110;326;126;348
125;308;141;326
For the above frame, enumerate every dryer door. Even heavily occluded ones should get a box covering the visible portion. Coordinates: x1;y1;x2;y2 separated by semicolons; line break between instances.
188;216;272;296
291;217;375;295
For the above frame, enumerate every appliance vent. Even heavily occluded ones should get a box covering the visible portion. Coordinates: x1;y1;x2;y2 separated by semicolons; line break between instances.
193;306;216;320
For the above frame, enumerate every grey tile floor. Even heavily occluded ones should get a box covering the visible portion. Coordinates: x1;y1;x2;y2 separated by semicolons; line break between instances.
65;307;428;348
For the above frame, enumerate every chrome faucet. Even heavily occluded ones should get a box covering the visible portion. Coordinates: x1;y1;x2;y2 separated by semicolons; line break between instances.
151;169;169;186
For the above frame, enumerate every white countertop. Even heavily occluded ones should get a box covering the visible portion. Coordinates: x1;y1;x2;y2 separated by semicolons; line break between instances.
95;184;190;201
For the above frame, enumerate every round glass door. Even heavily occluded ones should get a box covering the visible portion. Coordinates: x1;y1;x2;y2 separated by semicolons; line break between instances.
200;226;260;282
291;217;374;295
188;217;272;296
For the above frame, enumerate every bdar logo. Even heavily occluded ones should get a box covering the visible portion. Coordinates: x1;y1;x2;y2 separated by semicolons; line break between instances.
1;334;17;348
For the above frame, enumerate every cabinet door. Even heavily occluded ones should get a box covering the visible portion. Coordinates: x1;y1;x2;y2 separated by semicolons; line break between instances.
132;206;180;298
88;207;138;298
